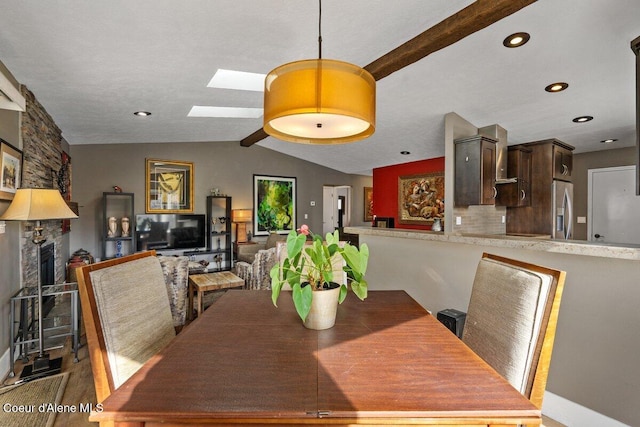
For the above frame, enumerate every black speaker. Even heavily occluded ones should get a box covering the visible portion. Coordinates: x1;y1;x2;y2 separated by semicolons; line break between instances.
437;309;466;338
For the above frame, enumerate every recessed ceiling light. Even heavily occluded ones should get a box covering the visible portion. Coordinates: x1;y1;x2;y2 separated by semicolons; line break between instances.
572;116;593;123
600;138;618;144
545;82;569;93
207;69;266;92
503;32;530;48
134;111;151;116
400;151;411;155
188;106;263;118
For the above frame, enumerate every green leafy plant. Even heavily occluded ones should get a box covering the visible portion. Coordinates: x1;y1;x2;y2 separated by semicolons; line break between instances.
270;225;369;322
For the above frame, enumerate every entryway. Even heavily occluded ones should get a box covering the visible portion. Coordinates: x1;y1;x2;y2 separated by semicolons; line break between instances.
322;186;352;235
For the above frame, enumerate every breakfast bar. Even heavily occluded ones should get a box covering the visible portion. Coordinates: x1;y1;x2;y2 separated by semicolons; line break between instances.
344;226;640;426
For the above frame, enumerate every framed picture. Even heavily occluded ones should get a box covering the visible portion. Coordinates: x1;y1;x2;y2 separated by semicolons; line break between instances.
398;172;445;225
253;174;296;235
364;186;373;222
58;151;72;198
0;139;23;201
146;159;194;213
58;151;73;232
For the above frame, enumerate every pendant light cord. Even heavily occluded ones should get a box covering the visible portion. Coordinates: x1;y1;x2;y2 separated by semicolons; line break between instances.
318;0;322;59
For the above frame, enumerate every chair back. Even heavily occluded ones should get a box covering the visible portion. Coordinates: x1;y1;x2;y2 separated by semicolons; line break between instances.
461;252;565;409
76;251;176;402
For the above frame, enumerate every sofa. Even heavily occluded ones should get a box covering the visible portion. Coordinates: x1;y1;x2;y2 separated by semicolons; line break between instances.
157;255;190;328
236;232;287;264
236;235;348;291
235;233;287;290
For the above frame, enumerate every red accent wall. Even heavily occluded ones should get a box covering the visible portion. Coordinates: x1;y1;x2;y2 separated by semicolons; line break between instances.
372;157;445;230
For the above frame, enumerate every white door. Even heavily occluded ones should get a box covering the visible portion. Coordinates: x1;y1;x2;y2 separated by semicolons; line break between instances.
323;186;336;235
588;165;640;245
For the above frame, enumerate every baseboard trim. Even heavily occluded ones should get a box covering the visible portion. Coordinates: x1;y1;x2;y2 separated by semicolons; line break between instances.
543;391;630;427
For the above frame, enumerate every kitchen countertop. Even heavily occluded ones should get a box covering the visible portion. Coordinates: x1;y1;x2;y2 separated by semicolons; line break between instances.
344;226;640;261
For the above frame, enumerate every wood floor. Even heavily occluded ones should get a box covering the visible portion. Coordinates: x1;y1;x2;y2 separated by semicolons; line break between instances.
3;336;96;426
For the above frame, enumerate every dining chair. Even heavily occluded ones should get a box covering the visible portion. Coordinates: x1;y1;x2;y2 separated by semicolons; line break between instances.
461;252;566;410
76;251;176;402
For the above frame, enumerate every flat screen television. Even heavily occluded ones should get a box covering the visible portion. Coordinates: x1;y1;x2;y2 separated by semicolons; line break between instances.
136;214;207;252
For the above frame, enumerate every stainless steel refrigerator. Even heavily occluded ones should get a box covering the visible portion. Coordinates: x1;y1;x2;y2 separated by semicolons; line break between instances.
552;180;573;240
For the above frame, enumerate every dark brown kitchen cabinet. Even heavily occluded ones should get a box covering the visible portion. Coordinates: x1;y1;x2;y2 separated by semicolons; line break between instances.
454;135;497;206
506;139;574;235
553;144;573;181
496;146;532;207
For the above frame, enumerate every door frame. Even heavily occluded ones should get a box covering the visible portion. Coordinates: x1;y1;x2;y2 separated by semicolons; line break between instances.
587;165;636;243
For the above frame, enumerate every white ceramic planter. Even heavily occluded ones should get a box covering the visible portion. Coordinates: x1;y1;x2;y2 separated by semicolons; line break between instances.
304;284;341;330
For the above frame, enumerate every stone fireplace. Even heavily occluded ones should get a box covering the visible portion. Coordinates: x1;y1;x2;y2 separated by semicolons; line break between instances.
17;86;68;288
40;243;55;316
40;243;55;286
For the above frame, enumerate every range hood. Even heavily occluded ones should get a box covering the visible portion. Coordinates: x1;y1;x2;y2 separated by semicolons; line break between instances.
479;124;516;184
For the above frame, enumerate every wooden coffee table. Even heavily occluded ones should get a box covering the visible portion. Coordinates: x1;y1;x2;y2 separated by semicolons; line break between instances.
188;271;244;320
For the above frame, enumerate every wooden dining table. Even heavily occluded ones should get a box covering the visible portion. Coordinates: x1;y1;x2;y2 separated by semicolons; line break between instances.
90;290;540;426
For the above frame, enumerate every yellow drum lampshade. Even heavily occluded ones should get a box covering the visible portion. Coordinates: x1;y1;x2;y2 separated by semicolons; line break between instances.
264;59;375;144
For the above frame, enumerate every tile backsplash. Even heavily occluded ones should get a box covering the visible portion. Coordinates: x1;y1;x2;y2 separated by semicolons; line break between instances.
452;204;506;235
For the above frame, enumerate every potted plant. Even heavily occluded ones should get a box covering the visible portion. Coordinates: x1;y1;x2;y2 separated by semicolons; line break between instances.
270;225;369;329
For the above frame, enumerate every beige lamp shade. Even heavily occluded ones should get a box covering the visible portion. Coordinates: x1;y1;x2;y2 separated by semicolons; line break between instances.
232;209;252;223
264;59;375;144
0;188;78;220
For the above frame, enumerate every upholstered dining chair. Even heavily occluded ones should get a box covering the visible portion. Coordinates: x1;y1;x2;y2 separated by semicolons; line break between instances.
76;251;176;402
461;253;566;410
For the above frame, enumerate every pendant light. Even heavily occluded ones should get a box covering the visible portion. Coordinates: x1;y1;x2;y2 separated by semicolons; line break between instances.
263;0;376;144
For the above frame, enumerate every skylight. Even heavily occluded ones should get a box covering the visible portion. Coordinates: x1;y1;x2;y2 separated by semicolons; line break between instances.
207;69;266;92
188;106;263;118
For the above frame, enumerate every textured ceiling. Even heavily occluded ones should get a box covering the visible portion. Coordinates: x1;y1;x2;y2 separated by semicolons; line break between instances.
0;1;638;175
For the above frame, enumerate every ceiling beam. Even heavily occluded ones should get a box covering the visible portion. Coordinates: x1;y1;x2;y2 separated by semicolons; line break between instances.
240;127;269;147
240;0;537;147
364;0;537;80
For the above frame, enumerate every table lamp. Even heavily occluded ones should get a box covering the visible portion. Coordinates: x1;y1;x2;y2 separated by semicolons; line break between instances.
0;188;78;379
232;209;252;243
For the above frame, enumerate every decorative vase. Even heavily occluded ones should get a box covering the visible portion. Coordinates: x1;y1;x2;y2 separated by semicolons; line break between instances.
304;282;341;330
72;248;95;264
121;217;130;237
66;256;86;283
431;217;442;232
108;216;118;237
